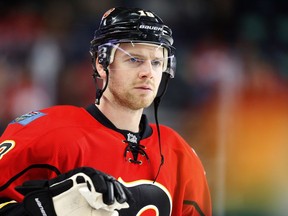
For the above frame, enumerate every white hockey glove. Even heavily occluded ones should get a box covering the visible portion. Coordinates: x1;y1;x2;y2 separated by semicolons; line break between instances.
15;167;134;216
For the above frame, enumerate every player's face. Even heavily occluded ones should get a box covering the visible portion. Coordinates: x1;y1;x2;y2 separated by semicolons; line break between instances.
107;43;165;110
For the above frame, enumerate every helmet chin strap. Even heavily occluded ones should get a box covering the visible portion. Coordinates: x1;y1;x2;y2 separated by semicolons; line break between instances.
93;67;109;105
153;73;170;183
93;43;119;105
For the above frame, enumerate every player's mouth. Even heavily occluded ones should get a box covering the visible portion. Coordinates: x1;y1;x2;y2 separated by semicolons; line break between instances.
134;85;153;91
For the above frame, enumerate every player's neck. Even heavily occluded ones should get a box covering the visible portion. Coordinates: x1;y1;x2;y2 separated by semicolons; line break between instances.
95;98;143;133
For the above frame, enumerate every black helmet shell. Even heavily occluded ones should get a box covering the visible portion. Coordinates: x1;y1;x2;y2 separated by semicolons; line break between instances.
90;7;176;78
91;7;174;49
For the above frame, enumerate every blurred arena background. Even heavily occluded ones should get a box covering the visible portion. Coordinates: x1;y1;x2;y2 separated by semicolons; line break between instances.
1;0;288;215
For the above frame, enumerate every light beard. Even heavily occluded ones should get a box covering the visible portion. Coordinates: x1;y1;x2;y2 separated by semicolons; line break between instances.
110;87;156;110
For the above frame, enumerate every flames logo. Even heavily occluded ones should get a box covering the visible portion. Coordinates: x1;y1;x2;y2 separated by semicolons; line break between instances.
118;178;172;216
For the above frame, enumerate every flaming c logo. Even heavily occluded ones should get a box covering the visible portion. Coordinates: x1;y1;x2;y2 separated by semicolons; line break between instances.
118;179;172;216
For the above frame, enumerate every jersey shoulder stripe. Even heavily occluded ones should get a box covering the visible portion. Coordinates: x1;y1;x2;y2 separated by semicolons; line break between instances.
10;111;46;126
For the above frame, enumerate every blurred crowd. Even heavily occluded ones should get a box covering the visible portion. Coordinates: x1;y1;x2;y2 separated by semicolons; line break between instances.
1;0;288;215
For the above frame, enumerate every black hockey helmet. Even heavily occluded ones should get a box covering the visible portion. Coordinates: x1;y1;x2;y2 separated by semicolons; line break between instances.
90;7;176;78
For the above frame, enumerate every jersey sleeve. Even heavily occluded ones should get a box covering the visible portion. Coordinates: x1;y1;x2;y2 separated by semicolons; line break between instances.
0;124;60;203
0;109;64;203
160;126;212;216
182;148;212;216
0;106;93;204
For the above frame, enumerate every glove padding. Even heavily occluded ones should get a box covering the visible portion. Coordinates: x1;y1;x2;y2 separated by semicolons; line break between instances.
15;167;134;216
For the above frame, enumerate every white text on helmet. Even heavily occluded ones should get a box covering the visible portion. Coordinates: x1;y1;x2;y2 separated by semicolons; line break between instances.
139;25;163;31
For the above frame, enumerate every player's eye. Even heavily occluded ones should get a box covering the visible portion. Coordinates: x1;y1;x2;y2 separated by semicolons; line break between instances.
129;57;144;64
151;59;163;68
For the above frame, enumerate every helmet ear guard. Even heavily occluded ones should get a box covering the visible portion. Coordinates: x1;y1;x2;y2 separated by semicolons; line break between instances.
90;43;115;75
97;43;119;68
90;44;112;105
97;45;111;68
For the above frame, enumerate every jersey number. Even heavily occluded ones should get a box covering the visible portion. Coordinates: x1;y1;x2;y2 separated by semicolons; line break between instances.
0;140;15;159
138;10;155;17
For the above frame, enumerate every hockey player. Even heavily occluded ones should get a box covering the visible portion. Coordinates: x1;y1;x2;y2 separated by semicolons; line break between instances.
0;7;212;216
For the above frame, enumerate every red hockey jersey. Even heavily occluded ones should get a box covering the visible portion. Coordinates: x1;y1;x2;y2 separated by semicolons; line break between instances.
0;105;211;215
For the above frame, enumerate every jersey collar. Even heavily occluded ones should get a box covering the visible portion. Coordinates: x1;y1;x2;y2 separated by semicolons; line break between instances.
86;104;152;139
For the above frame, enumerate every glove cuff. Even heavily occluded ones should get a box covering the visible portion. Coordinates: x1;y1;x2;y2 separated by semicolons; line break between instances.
23;189;57;216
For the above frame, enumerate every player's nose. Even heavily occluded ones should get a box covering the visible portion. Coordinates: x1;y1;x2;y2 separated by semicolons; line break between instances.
138;60;154;78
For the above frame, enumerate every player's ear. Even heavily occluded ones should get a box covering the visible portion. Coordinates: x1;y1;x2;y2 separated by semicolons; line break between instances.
95;58;107;78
